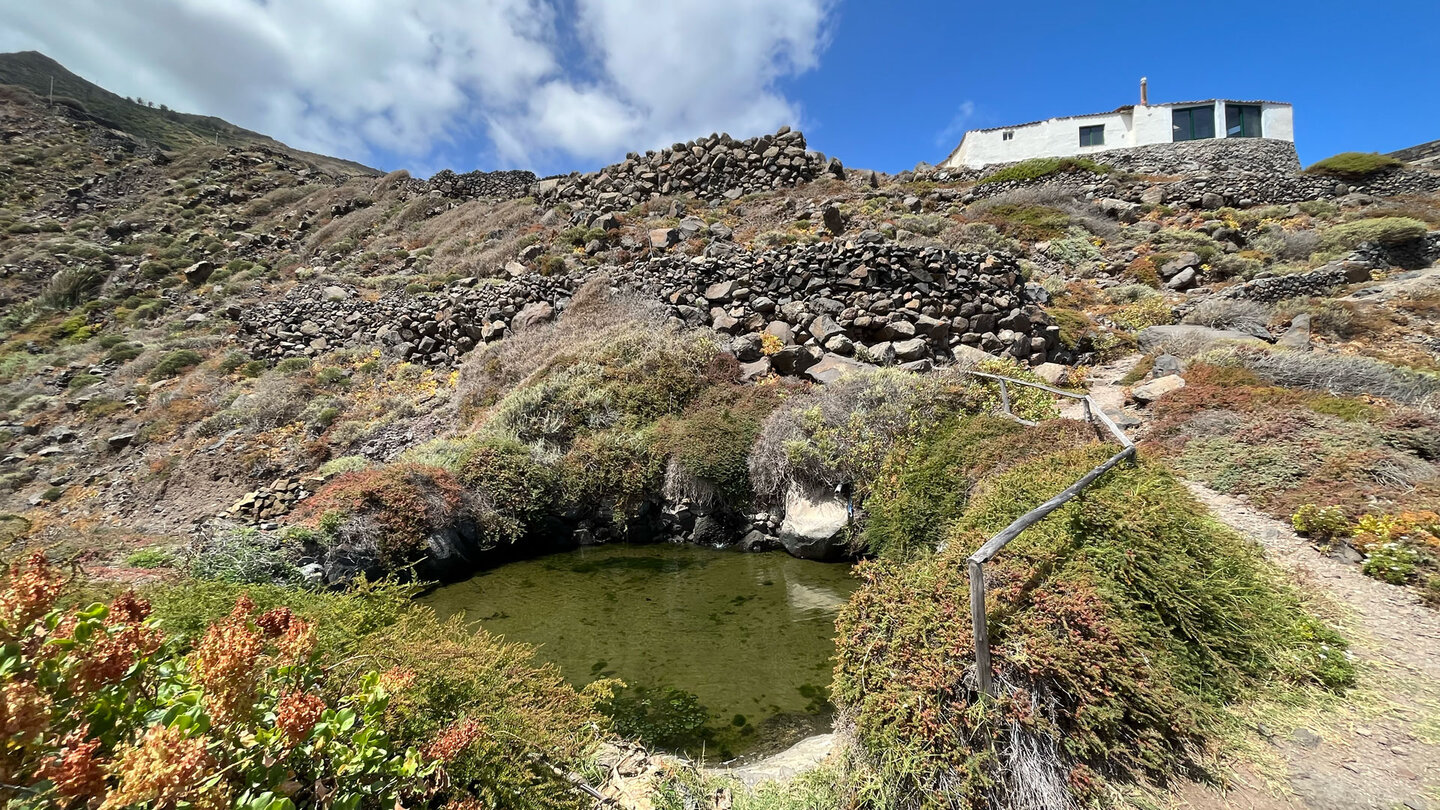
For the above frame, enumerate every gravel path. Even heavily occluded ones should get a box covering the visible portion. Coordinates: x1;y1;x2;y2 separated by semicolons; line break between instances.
1176;484;1439;810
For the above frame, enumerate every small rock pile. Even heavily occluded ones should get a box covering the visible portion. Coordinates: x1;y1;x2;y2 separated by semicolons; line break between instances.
533;127;843;210
405;168;538;200
226;474;327;523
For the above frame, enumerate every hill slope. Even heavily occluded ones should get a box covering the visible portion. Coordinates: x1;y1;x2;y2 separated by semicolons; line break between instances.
0;51;379;176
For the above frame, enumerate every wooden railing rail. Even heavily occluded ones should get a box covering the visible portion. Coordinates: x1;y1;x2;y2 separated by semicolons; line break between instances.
957;370;1136;697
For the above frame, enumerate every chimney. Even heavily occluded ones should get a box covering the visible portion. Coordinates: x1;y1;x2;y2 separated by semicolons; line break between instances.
1140;77;1149;106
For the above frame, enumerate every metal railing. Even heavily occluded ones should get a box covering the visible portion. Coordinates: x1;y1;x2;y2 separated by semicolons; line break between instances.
958;371;1136;697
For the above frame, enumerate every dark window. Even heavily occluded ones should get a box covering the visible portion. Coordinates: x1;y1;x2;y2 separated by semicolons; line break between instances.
1226;104;1263;138
1002;130;1014;141
1172;106;1216;141
1079;125;1105;147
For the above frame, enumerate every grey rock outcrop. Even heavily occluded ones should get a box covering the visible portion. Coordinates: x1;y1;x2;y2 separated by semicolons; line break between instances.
778;481;852;561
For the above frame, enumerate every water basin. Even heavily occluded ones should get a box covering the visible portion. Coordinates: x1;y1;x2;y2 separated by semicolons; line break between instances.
420;543;857;759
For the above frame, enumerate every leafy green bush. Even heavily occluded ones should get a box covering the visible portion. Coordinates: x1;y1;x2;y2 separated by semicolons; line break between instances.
977;156;1109;186
454;436;559;549
0;556;438;810
1362;542;1420;583
1305;151;1402;179
146;348;203;380
1291;504;1352;545
1320;216;1428;251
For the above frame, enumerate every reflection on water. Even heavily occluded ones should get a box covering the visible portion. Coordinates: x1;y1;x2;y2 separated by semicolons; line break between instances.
420;543;857;758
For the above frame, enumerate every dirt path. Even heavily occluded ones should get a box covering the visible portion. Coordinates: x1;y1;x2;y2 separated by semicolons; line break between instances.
1065;357;1439;809
1172;484;1440;810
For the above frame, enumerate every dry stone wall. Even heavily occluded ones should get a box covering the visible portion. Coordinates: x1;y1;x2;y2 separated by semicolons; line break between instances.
237;237;1057;373
533;127;844;211
939;138;1440;207
403;168;538;200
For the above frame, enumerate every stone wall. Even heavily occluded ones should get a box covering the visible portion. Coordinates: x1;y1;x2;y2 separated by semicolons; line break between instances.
237;237;1057;373
403;168;537;200
1085;137;1302;176
937;138;1440;207
532;127;844;211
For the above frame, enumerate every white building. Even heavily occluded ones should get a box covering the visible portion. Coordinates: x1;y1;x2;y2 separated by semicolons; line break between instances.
941;80;1294;170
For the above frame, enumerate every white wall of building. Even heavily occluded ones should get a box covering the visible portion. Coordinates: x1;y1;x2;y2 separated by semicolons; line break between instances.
942;100;1294;170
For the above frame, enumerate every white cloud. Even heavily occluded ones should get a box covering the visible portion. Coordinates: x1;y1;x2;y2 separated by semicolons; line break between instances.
935;100;977;148
0;0;833;173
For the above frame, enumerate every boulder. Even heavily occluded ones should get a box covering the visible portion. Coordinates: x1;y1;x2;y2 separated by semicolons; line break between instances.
1159;252;1200;280
771;345;821;375
1130;374;1187;404
1138;324;1265;355
805;353;871;384
1165;267;1198;291
778;481;852;561
891;338;929;362
184;261;216;285
740;357;772;382
1277;313;1312;350
808;314;845;344
1151;354;1185;378
512;301;556;331
1032;362;1067;385
649;227;679;248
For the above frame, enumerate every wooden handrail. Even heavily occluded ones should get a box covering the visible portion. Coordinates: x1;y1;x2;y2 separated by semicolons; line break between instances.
957;370;1137;696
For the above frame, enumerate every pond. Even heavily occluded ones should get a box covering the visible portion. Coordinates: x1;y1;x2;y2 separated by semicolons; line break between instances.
420;543;858;761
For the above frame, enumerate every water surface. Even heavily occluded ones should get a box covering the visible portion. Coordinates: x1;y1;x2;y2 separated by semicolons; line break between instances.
421;543;857;759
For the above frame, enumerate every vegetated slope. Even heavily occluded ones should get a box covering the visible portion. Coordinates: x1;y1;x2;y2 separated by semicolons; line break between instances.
0;55;1438;810
0;50;379;176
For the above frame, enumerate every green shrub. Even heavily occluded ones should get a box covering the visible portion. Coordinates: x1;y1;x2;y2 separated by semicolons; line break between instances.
1321;216;1428;251
146;348;203;380
319;454;372;477
653;386;786;508
315;366;351;387
978;156;1109;186
1291;504;1352;545
124;547;174;568
183;525;305;585
454;436;559;549
1305;151;1403;179
979;203;1071;240
862;414;1094;558
835;450;1353;809
66;372;104;390
276;356;312;374
218;350;249;373
1362;542;1420;584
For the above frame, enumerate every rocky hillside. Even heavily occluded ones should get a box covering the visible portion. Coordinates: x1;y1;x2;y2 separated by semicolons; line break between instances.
0;62;1438;585
2;55;1440;810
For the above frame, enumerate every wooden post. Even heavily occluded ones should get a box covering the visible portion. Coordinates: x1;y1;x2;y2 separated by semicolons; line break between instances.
1081;397;1092;424
969;559;992;696
997;379;1011;416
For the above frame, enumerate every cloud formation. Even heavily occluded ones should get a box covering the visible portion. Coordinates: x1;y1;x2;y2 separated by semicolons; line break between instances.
0;0;833;174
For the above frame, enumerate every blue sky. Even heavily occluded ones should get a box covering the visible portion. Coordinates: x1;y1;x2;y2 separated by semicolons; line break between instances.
795;0;1440;171
4;0;1438;176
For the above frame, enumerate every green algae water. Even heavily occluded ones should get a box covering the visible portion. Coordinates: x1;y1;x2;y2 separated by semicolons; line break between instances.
420;543;857;760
